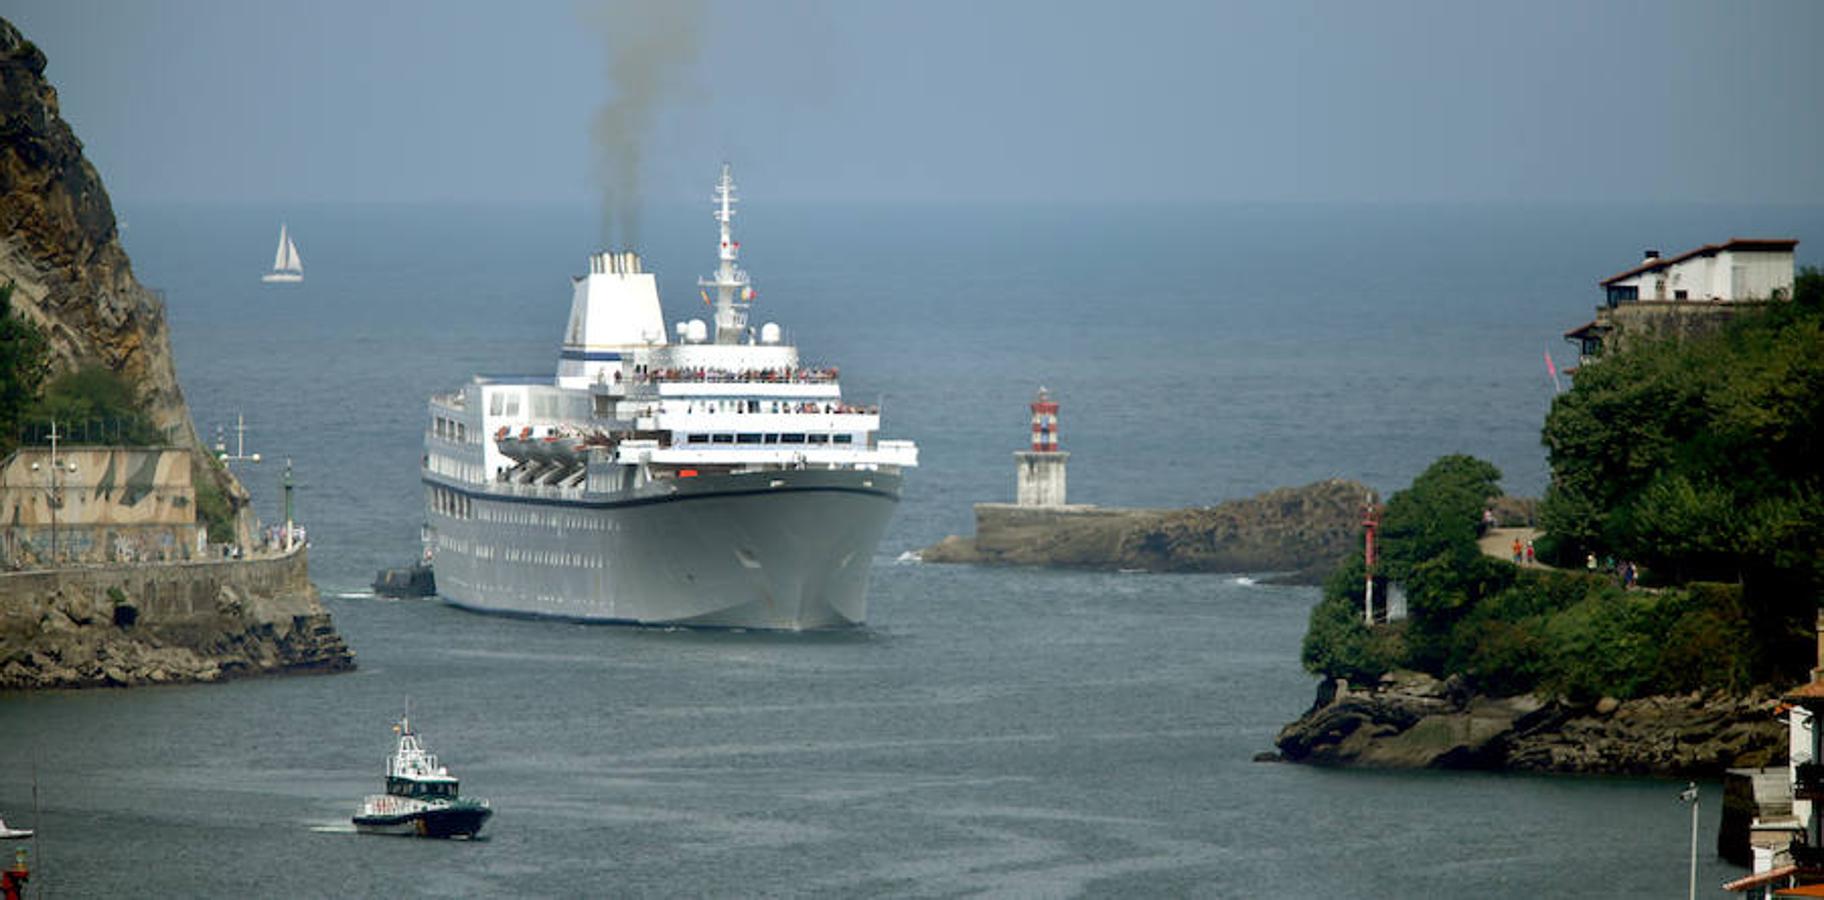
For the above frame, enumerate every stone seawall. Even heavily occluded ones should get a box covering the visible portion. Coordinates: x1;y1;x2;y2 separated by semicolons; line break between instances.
0;549;355;689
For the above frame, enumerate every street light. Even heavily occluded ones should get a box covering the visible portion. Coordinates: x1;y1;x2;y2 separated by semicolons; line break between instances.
27;421;77;565
1680;782;1699;900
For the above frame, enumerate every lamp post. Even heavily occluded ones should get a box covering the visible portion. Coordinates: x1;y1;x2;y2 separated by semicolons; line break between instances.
28;421;76;565
1680;782;1699;900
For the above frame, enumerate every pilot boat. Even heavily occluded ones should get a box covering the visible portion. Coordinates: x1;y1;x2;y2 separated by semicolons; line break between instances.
352;714;491;838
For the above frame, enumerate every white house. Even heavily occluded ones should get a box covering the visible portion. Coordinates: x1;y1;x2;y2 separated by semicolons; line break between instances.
1599;238;1797;307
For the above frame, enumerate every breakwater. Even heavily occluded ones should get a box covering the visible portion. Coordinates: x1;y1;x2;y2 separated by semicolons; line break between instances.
920;479;1368;583
0;547;354;689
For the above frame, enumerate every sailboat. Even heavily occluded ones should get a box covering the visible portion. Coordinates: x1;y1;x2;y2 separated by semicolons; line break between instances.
261;223;304;283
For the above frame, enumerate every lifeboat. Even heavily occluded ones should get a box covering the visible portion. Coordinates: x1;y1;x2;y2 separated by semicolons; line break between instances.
495;425;534;463
543;433;585;466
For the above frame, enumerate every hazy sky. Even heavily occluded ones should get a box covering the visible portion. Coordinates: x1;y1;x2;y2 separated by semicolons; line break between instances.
9;0;1824;212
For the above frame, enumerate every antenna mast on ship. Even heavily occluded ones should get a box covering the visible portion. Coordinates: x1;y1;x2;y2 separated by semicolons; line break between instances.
699;163;753;345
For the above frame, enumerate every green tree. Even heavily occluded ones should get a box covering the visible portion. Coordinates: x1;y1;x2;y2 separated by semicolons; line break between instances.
0;282;51;453
1540;268;1824;682
24;364;164;445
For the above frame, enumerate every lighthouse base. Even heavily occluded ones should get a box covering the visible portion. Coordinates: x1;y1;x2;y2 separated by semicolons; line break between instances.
1015;451;1069;507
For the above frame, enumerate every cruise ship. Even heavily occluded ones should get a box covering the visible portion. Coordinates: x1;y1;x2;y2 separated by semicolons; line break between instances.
419;166;917;629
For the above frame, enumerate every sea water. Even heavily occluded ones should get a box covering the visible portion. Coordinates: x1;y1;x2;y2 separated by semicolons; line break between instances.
3;201;1821;895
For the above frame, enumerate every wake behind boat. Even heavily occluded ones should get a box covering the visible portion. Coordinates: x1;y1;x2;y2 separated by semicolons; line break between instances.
0;817;31;840
352;714;491;839
261;222;303;283
418;164;918;629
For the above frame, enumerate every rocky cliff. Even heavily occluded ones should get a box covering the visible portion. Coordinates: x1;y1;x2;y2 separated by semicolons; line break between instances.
1271;671;1785;776
0;18;352;689
0;18;248;521
920;479;1369;583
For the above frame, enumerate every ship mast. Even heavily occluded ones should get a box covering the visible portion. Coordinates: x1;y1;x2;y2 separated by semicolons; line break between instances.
699;163;752;344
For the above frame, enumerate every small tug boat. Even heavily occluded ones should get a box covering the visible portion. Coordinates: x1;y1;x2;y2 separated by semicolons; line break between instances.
352;714;491;838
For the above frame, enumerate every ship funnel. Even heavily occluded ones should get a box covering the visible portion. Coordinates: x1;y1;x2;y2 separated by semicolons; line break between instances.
589;250;645;276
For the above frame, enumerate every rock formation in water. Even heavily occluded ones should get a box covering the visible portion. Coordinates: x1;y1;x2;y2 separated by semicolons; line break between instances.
920;479;1369;584
1270;671;1784;776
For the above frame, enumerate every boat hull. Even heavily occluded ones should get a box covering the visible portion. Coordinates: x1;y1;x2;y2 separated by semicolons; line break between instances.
260;272;302;283
353;804;491;839
426;467;901;630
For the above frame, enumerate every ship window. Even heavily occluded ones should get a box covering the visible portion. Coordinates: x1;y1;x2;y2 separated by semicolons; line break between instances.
808;434;830;445
490;393;504;415
834;434;854;444
764;434;779;444
781;433;806;444
737;433;761;444
505;395;521;416
687;434;709;444
712;434;734;444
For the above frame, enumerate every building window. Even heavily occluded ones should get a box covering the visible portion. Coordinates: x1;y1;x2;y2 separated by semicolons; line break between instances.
1674;289;1689;300
737;433;761;444
712;434;734;444
834;434;854;444
781;433;806;444
808;434;829;445
687;434;709;444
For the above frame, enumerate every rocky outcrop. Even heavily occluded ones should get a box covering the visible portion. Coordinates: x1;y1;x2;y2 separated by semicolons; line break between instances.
0;549;354;689
920;479;1368;584
0;18;249;522
1271;670;1785;776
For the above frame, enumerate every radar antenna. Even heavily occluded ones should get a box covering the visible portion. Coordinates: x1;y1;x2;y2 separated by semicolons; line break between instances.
699;163;754;344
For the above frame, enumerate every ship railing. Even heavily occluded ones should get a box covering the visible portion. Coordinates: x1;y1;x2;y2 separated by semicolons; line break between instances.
636;366;840;385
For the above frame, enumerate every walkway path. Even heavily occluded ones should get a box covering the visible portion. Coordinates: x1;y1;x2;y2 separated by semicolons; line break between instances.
1478;527;1552;569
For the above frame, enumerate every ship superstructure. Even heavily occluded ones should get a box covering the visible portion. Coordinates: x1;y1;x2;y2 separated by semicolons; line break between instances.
420;165;917;629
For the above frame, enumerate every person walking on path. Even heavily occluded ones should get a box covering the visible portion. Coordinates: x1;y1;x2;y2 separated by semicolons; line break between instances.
1586;552;1598;572
1525;540;1535;566
1512;538;1524;564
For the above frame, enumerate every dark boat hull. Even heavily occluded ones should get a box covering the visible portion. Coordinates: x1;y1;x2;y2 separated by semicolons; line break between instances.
353;804;491;838
372;562;437;598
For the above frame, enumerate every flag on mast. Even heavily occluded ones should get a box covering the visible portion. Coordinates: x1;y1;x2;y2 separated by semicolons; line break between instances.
1545;348;1563;394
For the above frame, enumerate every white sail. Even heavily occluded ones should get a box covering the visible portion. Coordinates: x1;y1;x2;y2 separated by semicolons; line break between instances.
283;236;303;272
272;224;290;271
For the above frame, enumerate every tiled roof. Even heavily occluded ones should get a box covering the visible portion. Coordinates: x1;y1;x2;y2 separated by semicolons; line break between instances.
1724;864;1797;892
1599;238;1800;287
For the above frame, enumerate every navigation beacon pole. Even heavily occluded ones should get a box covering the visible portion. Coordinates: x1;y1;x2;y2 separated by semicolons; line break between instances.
282;457;295;551
699;163;754;345
1362;494;1379;625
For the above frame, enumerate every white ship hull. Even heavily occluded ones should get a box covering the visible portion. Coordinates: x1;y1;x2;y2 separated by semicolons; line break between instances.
425;468;901;630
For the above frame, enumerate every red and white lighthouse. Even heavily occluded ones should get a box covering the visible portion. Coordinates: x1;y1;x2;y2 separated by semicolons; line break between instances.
1015;387;1069;506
